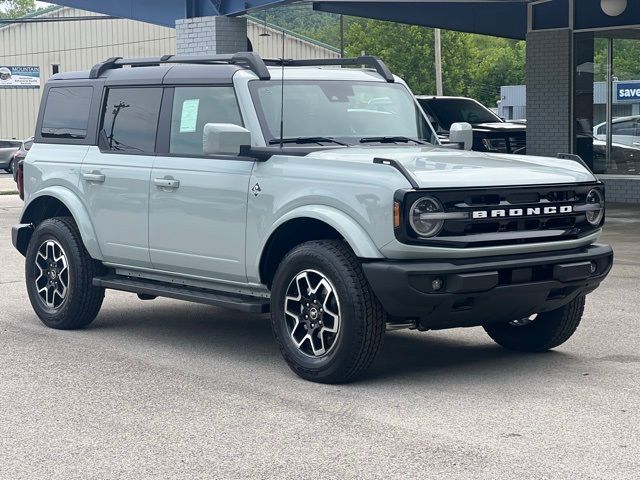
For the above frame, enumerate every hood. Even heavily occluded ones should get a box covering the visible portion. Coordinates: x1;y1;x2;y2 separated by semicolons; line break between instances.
306;146;596;189
470;122;526;133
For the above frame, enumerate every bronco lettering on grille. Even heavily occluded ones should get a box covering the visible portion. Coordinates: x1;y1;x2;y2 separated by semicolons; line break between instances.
472;205;574;219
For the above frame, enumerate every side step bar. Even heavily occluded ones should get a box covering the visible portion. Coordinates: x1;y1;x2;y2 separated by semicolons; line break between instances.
93;275;270;313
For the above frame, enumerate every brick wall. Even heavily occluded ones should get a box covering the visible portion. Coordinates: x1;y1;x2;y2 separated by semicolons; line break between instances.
175;16;247;55
526;29;573;158
599;176;640;204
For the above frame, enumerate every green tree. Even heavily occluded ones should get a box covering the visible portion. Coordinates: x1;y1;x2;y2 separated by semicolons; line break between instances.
591;38;640;82
469;38;526;107
260;5;527;107
0;0;38;18
344;19;478;97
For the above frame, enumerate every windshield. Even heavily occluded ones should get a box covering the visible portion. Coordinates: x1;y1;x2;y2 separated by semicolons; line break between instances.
418;98;501;131
249;80;437;145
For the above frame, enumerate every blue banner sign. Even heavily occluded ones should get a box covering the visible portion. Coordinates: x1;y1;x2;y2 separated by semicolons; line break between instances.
616;82;640;102
0;66;40;89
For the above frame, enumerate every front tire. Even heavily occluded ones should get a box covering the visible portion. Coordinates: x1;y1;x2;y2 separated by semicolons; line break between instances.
483;295;585;352
4;159;13;174
270;240;385;383
25;217;105;329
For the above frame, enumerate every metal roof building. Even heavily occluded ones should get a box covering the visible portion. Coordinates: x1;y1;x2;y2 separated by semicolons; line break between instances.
0;5;338;140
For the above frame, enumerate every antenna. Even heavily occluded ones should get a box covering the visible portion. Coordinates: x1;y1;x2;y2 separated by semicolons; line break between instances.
279;28;285;149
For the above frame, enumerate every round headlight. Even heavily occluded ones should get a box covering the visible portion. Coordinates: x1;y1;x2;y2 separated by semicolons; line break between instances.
409;196;444;238
585;188;605;226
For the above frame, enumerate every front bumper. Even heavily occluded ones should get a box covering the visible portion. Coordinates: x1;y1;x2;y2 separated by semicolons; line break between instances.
362;244;613;330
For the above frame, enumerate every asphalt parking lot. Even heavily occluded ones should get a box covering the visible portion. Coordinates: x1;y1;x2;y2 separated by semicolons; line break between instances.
0;194;638;479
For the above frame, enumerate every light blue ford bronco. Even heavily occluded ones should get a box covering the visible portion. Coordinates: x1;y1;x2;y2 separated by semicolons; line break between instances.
12;53;613;383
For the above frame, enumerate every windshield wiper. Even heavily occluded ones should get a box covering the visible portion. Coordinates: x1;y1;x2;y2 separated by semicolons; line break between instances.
268;136;348;146
360;136;426;145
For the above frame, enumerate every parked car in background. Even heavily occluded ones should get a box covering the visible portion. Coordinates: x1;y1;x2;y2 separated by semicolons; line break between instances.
416;96;526;154
0;139;21;173
593;116;640;148
12;137;33;199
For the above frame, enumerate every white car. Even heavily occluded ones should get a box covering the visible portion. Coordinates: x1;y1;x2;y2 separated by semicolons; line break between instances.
593;116;640;148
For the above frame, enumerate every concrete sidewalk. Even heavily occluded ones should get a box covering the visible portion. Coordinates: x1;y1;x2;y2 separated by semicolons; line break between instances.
0;176;18;195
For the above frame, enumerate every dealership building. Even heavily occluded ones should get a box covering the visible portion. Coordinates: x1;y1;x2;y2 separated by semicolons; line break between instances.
3;0;640;203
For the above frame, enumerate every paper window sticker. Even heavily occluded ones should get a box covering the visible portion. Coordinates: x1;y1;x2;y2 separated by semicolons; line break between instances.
180;98;200;133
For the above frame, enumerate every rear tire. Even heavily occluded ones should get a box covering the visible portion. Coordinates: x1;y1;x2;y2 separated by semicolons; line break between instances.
483;295;585;352
25;217;105;329
270;240;385;383
4;160;12;174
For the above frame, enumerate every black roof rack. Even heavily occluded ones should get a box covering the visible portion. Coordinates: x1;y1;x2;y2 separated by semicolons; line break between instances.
89;52;271;80
89;53;395;83
262;56;395;83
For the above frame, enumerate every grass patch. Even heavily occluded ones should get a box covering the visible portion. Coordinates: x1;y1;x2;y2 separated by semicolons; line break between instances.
0;190;18;195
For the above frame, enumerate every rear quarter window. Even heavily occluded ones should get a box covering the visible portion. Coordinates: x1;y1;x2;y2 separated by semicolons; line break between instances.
41;86;93;139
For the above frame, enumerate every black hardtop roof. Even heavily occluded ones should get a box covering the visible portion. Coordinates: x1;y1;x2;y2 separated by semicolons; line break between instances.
50;64;244;85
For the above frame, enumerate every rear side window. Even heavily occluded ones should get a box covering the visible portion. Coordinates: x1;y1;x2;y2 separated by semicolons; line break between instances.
100;87;162;154
169;86;243;155
41;86;93;139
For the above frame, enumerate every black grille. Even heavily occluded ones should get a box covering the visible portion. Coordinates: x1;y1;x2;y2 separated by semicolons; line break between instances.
507;136;526;153
396;183;603;248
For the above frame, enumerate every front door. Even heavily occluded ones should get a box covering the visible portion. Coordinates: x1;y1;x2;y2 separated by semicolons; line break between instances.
148;85;253;283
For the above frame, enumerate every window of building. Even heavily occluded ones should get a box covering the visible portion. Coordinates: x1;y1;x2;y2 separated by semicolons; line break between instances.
100;87;163;154
51;64;60;75
41;86;93;139
169;86;243;155
575;32;640;175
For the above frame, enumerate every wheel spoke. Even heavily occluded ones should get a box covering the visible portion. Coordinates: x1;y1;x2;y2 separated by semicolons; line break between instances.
296;271;313;297
46;285;55;307
311;331;326;356
293;332;311;349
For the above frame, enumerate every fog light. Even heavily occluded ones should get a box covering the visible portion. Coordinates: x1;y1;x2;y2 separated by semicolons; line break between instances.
432;278;444;291
590;262;597;274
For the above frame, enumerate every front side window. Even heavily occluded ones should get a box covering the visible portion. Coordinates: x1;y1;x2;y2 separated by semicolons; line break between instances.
419;98;501;131
249;80;435;145
100;87;162;153
169;86;243;155
41;86;93;139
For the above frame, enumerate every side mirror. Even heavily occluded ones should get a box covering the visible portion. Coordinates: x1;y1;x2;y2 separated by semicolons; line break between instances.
203;123;251;156
449;122;473;151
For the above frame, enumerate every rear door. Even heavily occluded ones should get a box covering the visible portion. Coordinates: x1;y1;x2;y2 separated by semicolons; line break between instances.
80;86;163;267
149;85;253;283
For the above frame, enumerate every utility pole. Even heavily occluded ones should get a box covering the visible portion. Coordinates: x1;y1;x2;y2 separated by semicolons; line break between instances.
434;28;443;96
340;15;344;58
